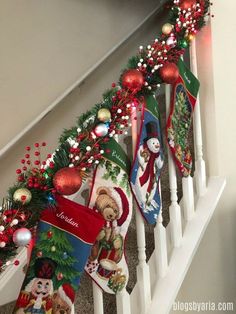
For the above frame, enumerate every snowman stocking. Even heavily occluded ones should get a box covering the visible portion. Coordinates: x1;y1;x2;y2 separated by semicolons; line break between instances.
166;59;200;177
85;138;132;294
130;95;164;224
14;195;104;314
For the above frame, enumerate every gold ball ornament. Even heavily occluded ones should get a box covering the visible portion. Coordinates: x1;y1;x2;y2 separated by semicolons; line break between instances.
187;34;195;41
162;23;173;35
97;108;111;122
51;246;56;252
13;188;32;204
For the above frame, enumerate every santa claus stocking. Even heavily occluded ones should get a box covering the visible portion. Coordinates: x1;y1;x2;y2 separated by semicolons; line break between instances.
166;58;200;177
14;195;104;314
130;95;164;225
85;138;132;294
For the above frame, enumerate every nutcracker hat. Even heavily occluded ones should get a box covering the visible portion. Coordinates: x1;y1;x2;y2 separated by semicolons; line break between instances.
144;121;158;142
34;257;57;279
58;283;75;308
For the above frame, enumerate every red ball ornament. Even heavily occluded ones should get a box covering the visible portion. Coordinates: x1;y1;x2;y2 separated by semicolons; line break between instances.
37;251;43;257
53;167;82;195
159;63;179;84
57;272;64;280
121;69;144;92
179;0;196;10
47;231;53;238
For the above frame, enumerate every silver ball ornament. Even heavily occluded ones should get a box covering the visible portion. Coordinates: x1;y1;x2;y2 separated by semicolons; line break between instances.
94;123;109;137
166;36;176;48
13;228;32;246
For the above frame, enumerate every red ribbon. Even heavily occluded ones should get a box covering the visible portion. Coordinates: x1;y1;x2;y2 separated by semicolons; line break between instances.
139;150;159;193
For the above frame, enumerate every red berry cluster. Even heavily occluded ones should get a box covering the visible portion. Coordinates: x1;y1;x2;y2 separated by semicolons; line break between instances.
0;205;28;250
16;143;51;191
109;85;142;136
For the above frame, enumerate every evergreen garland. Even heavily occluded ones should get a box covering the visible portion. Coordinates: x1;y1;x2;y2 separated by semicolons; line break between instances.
0;0;211;273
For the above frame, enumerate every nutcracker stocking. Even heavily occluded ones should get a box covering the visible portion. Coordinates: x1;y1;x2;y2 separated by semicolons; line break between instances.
85;138;132;294
166;58;200;177
14;195;104;314
130;95;164;225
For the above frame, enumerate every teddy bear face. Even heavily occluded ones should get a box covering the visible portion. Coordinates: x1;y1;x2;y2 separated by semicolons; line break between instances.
95;187;120;222
146;138;160;154
52;293;71;314
102;206;119;221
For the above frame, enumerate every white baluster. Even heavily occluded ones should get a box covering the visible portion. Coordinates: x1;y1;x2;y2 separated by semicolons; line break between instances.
131;106;151;313
93;283;104;314
165;85;182;248
190;38;207;196
114;133;131;314
154;183;168;278
116;289;131;314
180;55;195;222
182;176;195;221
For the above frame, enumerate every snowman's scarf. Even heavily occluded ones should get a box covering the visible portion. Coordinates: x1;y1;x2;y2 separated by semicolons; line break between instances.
139;142;160;193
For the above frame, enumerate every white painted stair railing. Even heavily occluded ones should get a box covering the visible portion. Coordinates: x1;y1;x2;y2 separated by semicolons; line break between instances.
0;19;225;314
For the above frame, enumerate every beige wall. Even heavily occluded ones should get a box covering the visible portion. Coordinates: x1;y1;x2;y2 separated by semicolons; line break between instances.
172;1;236;312
0;0;158;150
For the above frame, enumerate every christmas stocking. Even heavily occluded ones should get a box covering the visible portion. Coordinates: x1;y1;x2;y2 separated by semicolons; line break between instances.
14;195;104;314
130;95;164;225
85;138;132;294
166;58;200;177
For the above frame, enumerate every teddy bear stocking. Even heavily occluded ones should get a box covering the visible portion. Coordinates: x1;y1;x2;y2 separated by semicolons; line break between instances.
166;58;199;177
85;138;132;294
130;94;164;224
13;195;104;314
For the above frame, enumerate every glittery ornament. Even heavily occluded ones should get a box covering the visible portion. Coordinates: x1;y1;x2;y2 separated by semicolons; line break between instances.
121;69;144;92
159;63;179;84
13;188;32;204
178;38;189;49
13;228;32;246
53;167;82;195
94;123;109;137
179;0;196;10
97;108;111;122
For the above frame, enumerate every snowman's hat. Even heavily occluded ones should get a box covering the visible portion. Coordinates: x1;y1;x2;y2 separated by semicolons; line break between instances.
144;121;158;142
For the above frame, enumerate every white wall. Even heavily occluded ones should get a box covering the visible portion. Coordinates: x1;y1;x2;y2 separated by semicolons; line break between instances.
0;3;165;199
0;0;158;150
172;1;236;312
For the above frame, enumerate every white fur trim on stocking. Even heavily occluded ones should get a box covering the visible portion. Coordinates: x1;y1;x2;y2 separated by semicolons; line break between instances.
58;286;73;308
